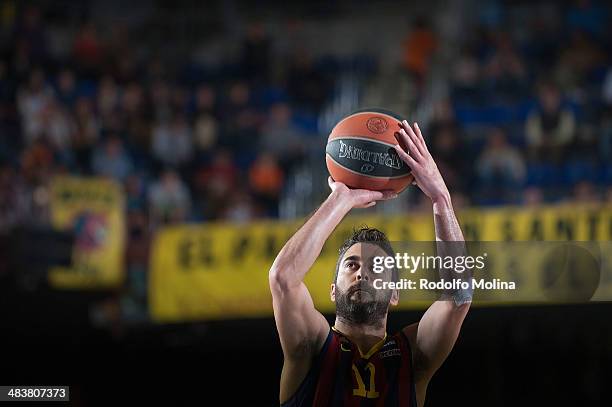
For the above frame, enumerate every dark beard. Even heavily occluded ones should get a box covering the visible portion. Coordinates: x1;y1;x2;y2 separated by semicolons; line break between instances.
335;282;391;327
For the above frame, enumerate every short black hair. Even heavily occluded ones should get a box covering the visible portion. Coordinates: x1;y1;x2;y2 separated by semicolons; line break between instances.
334;227;397;283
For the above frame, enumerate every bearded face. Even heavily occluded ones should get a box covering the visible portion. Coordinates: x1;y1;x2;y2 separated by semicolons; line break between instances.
334;280;392;325
332;243;398;327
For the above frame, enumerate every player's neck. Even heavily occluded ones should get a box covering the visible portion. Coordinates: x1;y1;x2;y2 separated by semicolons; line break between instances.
333;316;387;352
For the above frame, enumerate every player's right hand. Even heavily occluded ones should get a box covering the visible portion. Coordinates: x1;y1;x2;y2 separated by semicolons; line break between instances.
328;176;397;209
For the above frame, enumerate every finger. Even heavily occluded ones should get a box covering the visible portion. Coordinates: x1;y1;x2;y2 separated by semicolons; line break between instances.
399;120;426;156
380;190;399;200
396;129;423;160
394;143;419;169
413;122;429;154
328;176;334;189
363;190;385;201
402;120;428;157
393;130;409;152
402;128;423;158
363;201;376;208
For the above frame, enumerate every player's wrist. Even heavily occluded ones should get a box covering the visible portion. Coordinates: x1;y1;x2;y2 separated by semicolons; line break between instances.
327;189;354;212
430;189;451;207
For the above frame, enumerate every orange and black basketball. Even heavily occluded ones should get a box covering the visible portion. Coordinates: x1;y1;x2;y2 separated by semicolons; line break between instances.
326;108;414;193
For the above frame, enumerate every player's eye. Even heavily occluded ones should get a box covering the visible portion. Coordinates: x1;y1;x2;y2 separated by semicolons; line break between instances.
345;261;358;270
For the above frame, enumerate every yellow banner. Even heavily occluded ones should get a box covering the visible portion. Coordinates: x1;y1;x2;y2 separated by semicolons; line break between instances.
149;204;612;322
48;176;125;288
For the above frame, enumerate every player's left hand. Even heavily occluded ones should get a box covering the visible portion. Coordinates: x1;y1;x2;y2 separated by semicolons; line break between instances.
393;120;450;202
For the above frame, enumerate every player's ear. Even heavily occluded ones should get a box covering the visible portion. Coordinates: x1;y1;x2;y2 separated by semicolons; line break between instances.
330;283;336;302
390;289;399;306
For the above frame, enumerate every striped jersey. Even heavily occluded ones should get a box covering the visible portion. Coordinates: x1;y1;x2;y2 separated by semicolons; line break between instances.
281;326;417;407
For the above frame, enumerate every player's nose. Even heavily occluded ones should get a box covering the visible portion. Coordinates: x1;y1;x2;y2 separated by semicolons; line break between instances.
356;270;369;281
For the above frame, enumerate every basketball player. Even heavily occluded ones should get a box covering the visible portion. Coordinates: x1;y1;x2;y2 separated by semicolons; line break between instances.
270;120;471;406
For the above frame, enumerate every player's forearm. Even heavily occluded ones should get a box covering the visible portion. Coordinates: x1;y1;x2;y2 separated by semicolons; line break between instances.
269;190;351;290
432;193;472;305
432;192;463;242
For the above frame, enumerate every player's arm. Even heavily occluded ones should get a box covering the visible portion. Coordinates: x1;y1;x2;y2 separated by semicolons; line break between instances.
269;178;396;360
394;121;471;384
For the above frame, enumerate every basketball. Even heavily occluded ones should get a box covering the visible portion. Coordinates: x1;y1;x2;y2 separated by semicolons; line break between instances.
325;109;414;193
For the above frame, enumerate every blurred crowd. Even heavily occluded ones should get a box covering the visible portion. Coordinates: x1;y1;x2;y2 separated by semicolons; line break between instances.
0;3;333;239
1;1;612;234
429;0;612;207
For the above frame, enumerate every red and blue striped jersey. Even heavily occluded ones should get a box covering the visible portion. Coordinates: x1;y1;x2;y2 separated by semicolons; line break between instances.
281;327;417;407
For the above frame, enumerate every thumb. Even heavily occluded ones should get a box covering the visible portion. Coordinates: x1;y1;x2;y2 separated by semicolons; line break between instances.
380;190;399;200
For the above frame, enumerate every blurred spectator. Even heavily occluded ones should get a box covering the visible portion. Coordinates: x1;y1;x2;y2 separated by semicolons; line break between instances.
91;136;133;181
241;22;271;84
402;17;437;89
522;186;545;207
476;128;526;203
20;138;55;185
17;68;53;144
248;153;284;216
482;32;527;101
97;75;119;118
193;113;219;158
569;180;600;204
151;112;193;169
13;6;48;65
192;85;219;158
150;80;172;123
148;169;191;224
0;164;31;232
169;85;189;114
121;82;145;117
194;84;217;116
605;187;612;204
259;102;307;172
287;52;330;113
525;82;575;163
42;99;75;153
451;46;481;104
73;22;103;78
219;82;261;166
54;68;77;108
429;123;468;193
222;191;257;223
193;149;238;219
430;99;457;127
555;29;605;92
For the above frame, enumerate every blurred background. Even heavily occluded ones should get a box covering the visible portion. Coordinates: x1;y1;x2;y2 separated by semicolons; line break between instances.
1;0;611;405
